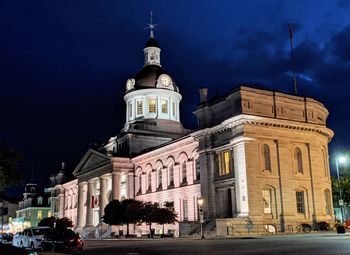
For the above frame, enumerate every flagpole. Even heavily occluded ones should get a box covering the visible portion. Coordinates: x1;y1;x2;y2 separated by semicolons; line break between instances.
289;22;297;95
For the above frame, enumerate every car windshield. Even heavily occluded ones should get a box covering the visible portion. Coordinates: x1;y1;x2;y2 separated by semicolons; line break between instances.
32;228;52;236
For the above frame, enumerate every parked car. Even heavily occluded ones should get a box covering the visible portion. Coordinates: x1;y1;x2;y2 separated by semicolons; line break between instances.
12;232;23;247
1;233;14;243
41;228;84;251
12;227;52;250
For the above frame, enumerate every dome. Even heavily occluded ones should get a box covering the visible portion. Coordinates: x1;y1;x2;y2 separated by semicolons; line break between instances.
131;64;179;91
145;37;159;48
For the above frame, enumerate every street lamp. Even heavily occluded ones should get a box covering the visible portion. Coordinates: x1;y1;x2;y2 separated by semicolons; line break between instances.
336;156;347;222
197;197;204;239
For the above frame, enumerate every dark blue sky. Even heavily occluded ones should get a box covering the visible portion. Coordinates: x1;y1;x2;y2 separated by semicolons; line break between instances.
1;0;350;196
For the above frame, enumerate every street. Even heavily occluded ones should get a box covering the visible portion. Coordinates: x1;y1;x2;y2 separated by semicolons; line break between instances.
3;233;350;255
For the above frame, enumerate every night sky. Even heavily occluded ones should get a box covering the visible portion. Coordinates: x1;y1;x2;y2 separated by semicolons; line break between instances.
2;0;350;197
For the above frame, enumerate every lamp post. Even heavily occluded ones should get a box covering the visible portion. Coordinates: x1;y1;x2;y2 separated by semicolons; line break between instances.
336;156;347;222
197;197;204;239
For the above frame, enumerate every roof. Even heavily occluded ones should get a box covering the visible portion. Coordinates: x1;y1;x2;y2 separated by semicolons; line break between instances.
145;37;159;48
131;64;179;91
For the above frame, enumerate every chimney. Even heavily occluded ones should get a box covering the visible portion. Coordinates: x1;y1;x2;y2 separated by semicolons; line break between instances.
199;87;208;103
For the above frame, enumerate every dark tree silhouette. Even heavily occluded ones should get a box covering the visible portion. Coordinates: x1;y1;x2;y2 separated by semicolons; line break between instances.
38;216;56;228
0;141;21;191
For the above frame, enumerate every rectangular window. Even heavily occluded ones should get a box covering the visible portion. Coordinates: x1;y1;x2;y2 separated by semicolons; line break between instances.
128;102;132;117
218;150;232;176
161;100;168;113
196;159;200;180
37;210;42;220
263;190;272;214
183;200;188;221
148;99;156;113
137;101;143;115
296;191;305;214
48;211;52;217
172;102;175;116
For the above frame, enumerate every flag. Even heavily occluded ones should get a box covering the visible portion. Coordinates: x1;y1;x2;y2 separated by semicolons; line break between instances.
289;23;293;40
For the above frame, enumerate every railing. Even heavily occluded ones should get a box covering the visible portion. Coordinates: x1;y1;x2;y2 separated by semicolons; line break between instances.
227;224;295;236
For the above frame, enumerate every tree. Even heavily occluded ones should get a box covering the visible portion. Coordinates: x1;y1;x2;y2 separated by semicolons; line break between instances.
155;201;177;235
55;217;73;229
103;200;125;226
38;216;56;228
332;176;350;207
0;141;21;191
142;202;159;238
38;216;73;229
103;199;143;236
122;199;143;236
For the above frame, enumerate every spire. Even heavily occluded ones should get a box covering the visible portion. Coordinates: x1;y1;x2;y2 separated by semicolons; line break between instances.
143;11;161;66
145;11;158;38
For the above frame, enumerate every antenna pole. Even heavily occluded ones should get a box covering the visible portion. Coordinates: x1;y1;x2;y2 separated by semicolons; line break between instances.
145;10;157;38
289;22;297;95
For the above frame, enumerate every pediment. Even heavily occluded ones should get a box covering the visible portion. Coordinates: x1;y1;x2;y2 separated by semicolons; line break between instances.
73;149;112;177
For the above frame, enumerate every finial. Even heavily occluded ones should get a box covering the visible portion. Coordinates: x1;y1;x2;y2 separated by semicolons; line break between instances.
145;10;158;38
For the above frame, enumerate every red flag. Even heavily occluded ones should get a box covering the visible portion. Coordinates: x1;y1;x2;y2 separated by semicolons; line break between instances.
289;23;293;40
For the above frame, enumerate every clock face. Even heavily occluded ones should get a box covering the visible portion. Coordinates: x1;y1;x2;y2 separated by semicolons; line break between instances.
159;74;172;87
126;78;135;91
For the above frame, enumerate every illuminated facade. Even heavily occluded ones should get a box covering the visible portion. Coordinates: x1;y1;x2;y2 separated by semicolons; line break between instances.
56;32;334;237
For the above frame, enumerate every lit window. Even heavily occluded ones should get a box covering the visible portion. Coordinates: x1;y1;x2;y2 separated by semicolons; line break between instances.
161;100;168;113
48;211;52;217
294;147;303;174
262;144;271;172
218;150;232;176
137;101;143;115
296;191;305;214
148;99;156;113
37;210;42;220
263;190;272;214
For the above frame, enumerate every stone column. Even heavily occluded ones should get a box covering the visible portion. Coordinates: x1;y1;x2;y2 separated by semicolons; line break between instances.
127;172;135;199
99;176;108;220
233;141;249;216
85;180;95;227
77;182;86;227
112;172;121;200
58;189;65;218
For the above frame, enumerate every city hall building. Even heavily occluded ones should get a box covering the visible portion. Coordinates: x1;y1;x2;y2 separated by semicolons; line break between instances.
50;31;334;237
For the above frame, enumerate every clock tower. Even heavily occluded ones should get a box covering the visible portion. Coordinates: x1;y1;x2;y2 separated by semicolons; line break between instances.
104;14;191;156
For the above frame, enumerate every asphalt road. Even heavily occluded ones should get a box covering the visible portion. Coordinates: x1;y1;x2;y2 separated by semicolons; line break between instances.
3;233;350;255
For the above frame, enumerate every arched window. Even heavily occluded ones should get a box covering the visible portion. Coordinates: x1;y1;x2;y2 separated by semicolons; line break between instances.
138;174;142;194
296;190;305;214
324;189;331;215
158;168;162;189
262;189;272;214
182;161;187;184
294;147;303;174
169;165;174;187
147;172;152;191
262;144;271;172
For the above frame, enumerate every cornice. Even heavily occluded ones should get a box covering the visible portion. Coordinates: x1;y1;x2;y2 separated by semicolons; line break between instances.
192;114;333;142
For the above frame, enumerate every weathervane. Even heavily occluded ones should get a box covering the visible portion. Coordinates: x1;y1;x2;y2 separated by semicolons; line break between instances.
145;11;158;38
